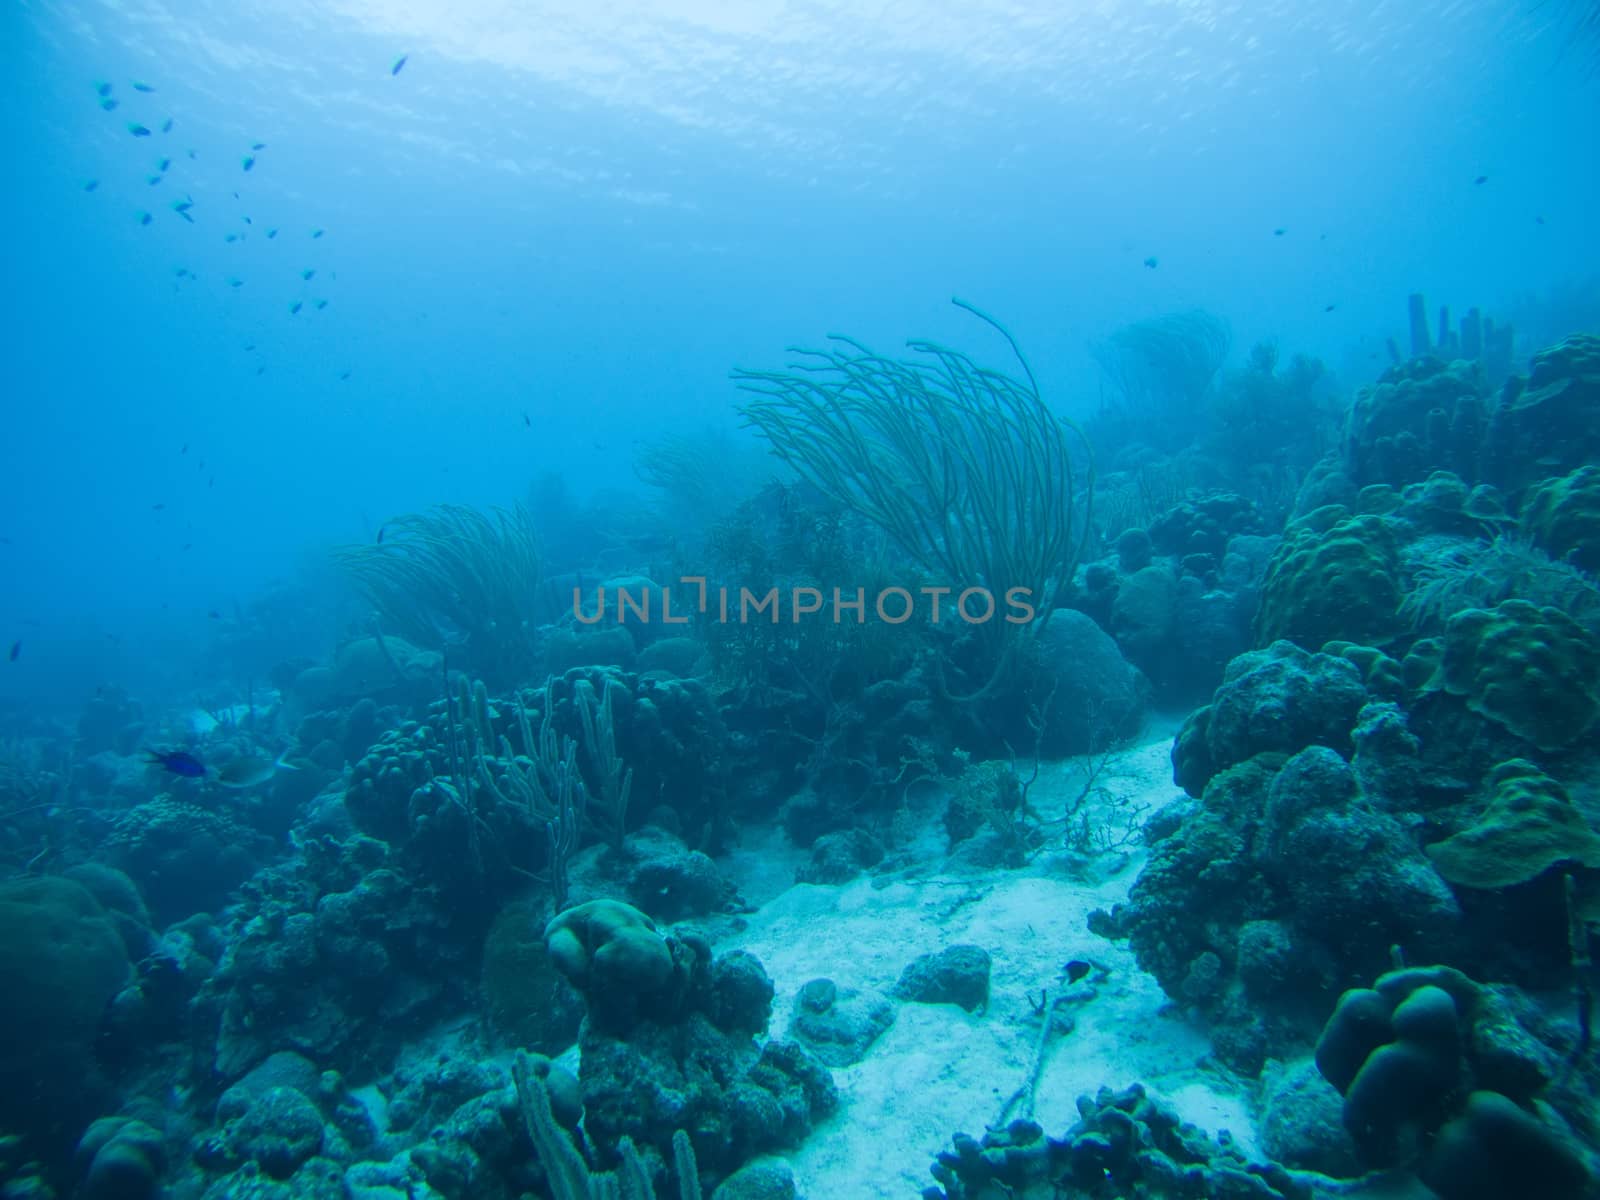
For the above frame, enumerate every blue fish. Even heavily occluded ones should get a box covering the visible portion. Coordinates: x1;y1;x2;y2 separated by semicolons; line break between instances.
162;117;174;133
100;96;119;112
242;155;255;172
94;81;112;97
146;749;206;778
1143;256;1159;269
131;81;156;93
128;121;151;137
392;54;409;76
7;640;18;662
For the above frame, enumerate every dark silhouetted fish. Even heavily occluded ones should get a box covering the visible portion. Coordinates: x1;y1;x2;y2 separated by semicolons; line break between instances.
1063;960;1091;984
137;211;152;225
392;54;409;75
1474;175;1488;184
152;503;165;510
242;155;256;171
1143;256;1158;269
158;157;171;171
311;228;324;238
339;370;351;380
1324;304;1337;312
181;543;191;551
1273;227;1285;236
289;300;303;315
128;121;151;136
85;180;99;191
301;268;315;280
208;609;221;618
95;81;112;97
162;117;174;133
523;412;531;426
267;228;278;239
131;81;155;92
376;526;386;544
314;299;327;310
181;443;188;454
1536;215;1546;225
7;640;18;662
100;96;118;111
226;277;243;287
251;141;266;150
145;749;206;778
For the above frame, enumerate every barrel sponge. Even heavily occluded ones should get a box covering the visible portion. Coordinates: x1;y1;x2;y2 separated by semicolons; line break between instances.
1426;759;1600;890
0;877;130;1095
1520;465;1600;574
1420;1091;1593;1200
1253;509;1402;651
1429;599;1600;751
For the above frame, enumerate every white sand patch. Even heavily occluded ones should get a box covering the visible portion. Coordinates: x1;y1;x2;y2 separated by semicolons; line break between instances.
718;732;1259;1198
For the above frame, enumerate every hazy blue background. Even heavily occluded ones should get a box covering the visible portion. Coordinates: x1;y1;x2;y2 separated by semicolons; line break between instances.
3;0;1597;711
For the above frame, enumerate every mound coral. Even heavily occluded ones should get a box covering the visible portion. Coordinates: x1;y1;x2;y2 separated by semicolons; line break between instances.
1428;599;1600;751
1425;759;1600;890
1252;507;1402;650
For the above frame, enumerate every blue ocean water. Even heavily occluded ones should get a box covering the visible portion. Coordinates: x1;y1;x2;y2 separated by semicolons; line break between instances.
5;0;1596;707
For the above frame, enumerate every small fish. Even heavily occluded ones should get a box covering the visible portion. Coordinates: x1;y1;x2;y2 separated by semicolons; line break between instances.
157;157;171;171
181;443;188;454
1474;175;1488;185
376;526;386;544
244;343;256;351
145;749;206;778
128;121;151;137
99;96;119;111
523;412;531;427
1143;255;1158;269
174;267;194;279
1323;303;1337;313
84;179;99;192
7;640;18;662
146;174;162;185
224;233;239;243
152;503;165;510
392;54;409;75
1535;215;1546;225
1063;960;1092;984
187;148;196;159
131;81;155;92
208;609;221;619
208;476;214;487
242;155;255;172
314;299;327;310
301;268;316;280
251;141;266;151
162;117;174;133
339;370;351;380
1273;227;1285;236
227;276;243;287
198;460;204;469
242;216;252;225
95;81;112;97
181;543;191;551
267;228;278;239
310;228;324;238
255;366;266;375
215;749;299;790
289;300;303;315
137;211;152;226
